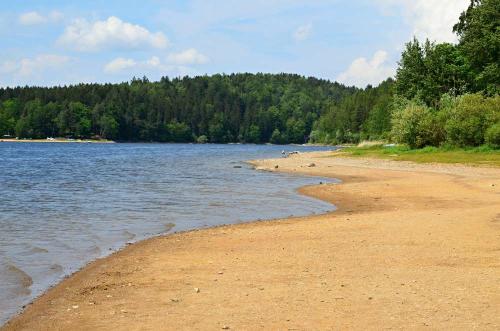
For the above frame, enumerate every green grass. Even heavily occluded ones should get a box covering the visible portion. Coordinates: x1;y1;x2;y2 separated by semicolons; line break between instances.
334;144;500;167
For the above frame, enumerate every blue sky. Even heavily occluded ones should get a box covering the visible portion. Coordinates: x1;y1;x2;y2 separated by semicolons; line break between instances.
0;0;470;88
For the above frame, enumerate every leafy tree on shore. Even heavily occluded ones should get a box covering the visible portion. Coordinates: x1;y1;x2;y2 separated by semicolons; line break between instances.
454;0;500;93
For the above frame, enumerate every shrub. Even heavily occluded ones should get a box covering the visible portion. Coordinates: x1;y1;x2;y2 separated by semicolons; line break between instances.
196;135;208;144
391;102;444;148
445;94;499;147
485;123;500;148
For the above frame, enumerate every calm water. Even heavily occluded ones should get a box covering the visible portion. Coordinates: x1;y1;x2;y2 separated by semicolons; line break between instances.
0;143;337;324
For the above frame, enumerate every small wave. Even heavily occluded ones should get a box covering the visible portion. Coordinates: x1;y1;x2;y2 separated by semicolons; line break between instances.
49;264;63;273
86;245;101;255
29;246;49;254
122;230;136;240
0;263;33;296
164;223;176;232
6;264;33;289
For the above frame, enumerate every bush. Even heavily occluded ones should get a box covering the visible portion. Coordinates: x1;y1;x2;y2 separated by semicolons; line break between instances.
485;123;500;148
445;94;499;147
391;102;444;148
196;135;208;144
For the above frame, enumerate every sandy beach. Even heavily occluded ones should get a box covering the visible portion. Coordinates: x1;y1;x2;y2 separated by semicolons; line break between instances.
2;151;500;330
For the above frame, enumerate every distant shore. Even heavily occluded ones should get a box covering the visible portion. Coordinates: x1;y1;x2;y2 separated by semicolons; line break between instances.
3;151;500;330
0;138;115;144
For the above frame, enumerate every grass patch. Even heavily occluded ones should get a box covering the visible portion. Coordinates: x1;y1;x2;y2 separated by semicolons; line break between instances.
334;144;500;167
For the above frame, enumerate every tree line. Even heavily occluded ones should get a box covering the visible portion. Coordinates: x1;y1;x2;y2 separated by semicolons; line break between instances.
312;0;499;148
0;0;498;147
0;74;357;144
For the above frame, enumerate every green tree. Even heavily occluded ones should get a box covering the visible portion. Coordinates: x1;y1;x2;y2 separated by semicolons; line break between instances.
270;128;287;144
245;125;261;143
0;106;16;136
453;0;500;93
395;40;470;106
286;118;306;143
167;121;192;142
395;38;426;101
99;114;119;139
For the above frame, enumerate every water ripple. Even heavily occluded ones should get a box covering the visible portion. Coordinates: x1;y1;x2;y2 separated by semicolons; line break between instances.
0;143;336;325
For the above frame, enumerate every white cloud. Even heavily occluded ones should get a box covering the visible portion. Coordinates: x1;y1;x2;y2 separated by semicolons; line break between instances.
376;0;469;42
19;12;45;25
337;50;395;88
293;23;312;41
0;54;70;77
166;48;209;65
19;11;63;25
104;58;137;73
49;11;64;22
58;16;169;52
104;54;205;77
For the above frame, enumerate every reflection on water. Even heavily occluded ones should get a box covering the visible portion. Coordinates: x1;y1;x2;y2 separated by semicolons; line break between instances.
0;143;337;324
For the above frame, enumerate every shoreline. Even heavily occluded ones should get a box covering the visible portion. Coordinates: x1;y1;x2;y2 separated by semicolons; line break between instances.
3;151;500;330
0;139;115;144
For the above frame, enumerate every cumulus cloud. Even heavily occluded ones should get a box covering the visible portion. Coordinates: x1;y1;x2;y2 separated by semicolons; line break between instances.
19;11;63;25
337;50;395;88
0;54;70;77
293;23;312;41
58;16;169;51
376;0;469;42
166;48;209;65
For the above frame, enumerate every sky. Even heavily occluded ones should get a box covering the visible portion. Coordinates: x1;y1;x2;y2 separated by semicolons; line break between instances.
0;0;470;88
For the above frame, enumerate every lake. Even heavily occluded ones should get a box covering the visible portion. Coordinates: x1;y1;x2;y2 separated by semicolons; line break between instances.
0;143;337;324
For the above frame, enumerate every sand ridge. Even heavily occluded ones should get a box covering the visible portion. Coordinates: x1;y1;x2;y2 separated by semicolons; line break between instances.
3;151;500;330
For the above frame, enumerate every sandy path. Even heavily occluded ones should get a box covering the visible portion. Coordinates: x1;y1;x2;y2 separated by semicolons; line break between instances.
3;151;500;330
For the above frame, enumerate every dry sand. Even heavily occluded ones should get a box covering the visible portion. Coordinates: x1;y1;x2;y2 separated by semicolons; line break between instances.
3;151;500;330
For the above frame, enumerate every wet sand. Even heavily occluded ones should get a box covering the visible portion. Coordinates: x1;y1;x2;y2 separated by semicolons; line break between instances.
3;151;500;330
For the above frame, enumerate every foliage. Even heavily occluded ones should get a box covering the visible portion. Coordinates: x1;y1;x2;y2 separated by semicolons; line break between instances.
391;102;439;148
444;94;499;146
0;73;356;143
485;123;500;147
196;135;208;144
395;39;470;106
453;0;500;93
313;79;394;144
166;121;192;143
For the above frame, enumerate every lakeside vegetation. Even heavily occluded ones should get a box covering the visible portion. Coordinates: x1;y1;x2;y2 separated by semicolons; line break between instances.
0;0;498;149
334;144;500;167
0;74;357;143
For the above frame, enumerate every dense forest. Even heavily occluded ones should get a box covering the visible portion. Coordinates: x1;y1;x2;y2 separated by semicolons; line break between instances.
0;74;356;143
0;0;498;147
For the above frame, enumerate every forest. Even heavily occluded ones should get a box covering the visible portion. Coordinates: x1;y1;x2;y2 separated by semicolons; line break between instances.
0;0;498;147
